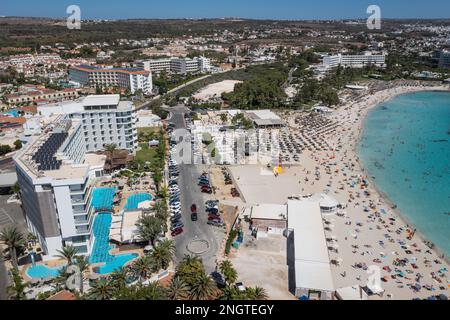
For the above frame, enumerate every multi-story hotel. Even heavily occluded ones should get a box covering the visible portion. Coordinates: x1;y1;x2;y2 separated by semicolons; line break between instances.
69;65;153;94
323;53;386;69
438;50;450;69
137;56;212;75
14;95;138;257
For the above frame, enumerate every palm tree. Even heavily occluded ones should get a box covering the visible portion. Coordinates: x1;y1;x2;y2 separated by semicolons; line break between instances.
53;265;70;291
0;226;25;269
88;279;115;300
105;144;118;170
166;276;189;300
56;245;77;265
175;255;205;287
220;285;245;300
131;256;154;282
110;267;129;290
151;239;175;271
7;268;29;300
245;286;269;300
26;233;37;246
219;260;237;286
189;273;217;301
74;256;89;294
136;215;163;246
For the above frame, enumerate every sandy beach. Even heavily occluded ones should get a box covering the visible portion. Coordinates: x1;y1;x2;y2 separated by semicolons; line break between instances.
282;83;450;299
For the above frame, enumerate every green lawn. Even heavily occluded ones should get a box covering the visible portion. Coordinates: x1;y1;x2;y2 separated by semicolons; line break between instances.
135;143;157;163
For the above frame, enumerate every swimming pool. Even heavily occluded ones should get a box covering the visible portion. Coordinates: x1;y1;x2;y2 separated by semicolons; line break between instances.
124;193;153;210
90;212;138;275
3;109;19;117
27;264;64;279
91;187;116;211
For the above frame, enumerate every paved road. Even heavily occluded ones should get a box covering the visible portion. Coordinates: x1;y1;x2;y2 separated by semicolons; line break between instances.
168;106;225;273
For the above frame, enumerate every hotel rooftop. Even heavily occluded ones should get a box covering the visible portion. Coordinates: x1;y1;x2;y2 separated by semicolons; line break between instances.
14;115;105;182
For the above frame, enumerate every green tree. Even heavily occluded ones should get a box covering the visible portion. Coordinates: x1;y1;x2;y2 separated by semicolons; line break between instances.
175;255;205;287
7;268;29;300
219;260;237;286
166;276;189;300
245;286;269;300
136;215;164;246
189;273;217;301
13;140;22;150
0;145;13;156
110;267;129;290
56;245;78;265
74;255;89;293
88;279;115;300
131;256;155;282
0;226;25;269
151;239;175;271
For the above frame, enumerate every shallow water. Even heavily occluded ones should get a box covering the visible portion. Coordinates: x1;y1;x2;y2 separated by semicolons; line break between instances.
358;91;450;256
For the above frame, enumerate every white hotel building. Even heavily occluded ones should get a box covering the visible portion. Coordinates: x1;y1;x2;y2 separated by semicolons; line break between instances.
137;56;212;75
69;65;153;95
323;53;386;69
14;95;138;257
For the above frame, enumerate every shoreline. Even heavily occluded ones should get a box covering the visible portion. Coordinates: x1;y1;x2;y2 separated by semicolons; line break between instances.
349;85;450;265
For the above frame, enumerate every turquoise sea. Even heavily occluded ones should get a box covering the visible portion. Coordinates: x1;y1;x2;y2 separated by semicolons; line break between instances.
358;91;450;256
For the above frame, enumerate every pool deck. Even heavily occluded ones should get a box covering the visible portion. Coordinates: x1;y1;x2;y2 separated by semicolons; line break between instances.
96;175;155;215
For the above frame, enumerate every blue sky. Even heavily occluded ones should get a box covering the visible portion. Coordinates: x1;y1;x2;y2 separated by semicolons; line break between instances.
1;0;450;20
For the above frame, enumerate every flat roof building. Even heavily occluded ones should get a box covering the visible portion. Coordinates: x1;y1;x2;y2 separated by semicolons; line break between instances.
69;65;153;94
287;200;335;300
14;95;138;258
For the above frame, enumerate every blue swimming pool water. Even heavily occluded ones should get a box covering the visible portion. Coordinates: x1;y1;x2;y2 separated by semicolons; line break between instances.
91;187;116;211
124;193;153;210
3;109;19;117
90;212;138;275
27;264;64;279
358;91;450;257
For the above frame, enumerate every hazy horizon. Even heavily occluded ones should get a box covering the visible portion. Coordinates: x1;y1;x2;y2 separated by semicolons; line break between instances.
1;0;450;20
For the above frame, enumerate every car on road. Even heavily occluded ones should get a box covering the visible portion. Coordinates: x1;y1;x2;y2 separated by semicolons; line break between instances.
191;213;198;221
206;200;219;207
171;222;184;231
207;220;224;227
208;215;221;221
171;228;183;237
206;208;219;215
191;204;197;213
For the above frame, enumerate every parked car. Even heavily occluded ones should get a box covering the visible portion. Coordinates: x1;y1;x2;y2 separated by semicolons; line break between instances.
171;222;184;231
171;228;183;237
207;220;224;227
206;208;219;215
202;188;212;194
206;200;219;207
208;214;221;221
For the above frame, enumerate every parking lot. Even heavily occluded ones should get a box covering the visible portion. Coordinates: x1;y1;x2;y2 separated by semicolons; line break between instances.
168;107;227;273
